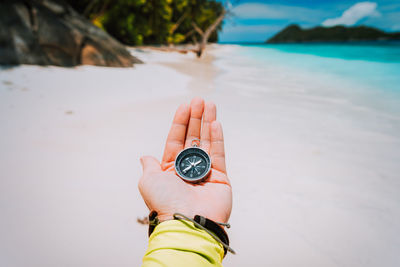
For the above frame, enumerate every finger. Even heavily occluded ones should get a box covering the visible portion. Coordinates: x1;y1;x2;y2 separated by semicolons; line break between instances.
185;97;204;148
162;104;190;164
210;121;226;173
140;156;161;173
200;101;216;153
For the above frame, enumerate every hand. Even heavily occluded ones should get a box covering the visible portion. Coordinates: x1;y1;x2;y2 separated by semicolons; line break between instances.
138;97;232;223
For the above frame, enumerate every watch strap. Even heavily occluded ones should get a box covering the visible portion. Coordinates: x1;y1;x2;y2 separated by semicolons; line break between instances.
147;211;235;257
193;215;230;256
148;210;160;237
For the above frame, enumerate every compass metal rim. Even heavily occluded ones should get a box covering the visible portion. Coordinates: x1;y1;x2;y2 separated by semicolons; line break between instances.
174;147;211;183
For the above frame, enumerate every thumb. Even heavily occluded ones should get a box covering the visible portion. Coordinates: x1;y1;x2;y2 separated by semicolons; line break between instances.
140;156;161;173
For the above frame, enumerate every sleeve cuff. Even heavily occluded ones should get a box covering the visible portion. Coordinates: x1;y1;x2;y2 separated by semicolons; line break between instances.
143;219;224;266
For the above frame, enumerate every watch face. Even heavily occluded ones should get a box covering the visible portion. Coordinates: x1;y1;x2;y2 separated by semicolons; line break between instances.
175;147;211;182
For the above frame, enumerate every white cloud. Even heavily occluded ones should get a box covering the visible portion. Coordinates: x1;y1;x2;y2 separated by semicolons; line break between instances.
322;2;379;27
232;3;327;23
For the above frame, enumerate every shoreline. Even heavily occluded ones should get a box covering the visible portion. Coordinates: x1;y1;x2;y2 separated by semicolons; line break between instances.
131;45;219;93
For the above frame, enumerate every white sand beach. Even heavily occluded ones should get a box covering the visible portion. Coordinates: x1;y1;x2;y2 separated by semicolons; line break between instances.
1;45;400;266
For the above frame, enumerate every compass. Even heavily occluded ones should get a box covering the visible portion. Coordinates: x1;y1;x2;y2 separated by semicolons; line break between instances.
175;139;211;183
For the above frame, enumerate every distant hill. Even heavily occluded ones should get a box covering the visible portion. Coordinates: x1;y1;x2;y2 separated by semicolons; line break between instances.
266;24;400;43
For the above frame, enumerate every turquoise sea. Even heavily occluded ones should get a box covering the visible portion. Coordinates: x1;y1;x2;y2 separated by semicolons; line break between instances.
242;42;400;92
215;42;400;114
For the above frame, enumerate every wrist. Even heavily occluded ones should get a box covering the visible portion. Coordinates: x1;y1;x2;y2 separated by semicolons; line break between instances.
147;211;235;257
157;214;175;222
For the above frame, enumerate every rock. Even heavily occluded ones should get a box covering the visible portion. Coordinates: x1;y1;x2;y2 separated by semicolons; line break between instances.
0;0;142;67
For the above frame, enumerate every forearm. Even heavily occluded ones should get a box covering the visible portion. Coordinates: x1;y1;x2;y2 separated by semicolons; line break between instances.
142;220;224;267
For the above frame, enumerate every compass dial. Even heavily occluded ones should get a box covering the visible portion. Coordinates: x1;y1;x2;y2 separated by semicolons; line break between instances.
175;147;211;183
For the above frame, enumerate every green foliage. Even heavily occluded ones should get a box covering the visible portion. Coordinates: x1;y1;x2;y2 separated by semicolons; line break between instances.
266;24;400;43
168;33;186;44
66;0;224;46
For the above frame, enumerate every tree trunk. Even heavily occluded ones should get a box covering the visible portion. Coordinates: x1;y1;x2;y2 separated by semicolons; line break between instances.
195;9;226;57
170;12;188;35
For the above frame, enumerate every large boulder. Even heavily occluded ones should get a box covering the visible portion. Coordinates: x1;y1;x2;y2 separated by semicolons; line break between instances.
0;0;142;67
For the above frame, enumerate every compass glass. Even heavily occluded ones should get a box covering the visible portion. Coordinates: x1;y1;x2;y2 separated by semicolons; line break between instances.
175;147;211;182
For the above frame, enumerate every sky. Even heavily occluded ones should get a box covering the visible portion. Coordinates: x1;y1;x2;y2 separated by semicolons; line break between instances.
218;0;400;42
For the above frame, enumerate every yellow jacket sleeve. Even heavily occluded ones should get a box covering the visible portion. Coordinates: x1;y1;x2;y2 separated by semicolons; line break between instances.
141;219;224;267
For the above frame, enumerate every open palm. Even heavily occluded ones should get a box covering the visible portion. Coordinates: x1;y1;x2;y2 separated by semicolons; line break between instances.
138;98;232;224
